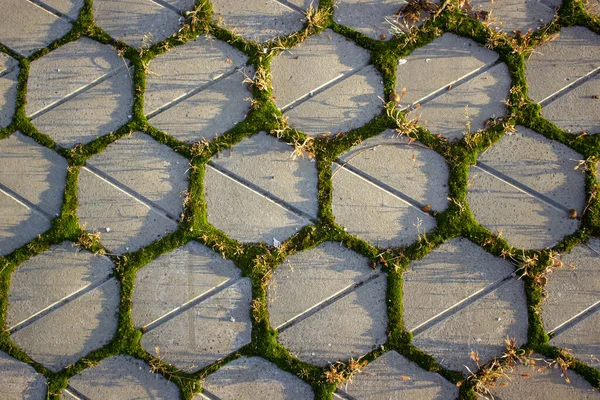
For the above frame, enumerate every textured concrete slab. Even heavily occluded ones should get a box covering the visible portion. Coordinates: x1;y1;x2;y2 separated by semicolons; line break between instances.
332;166;437;248
338;130;449;211
0;52;18;72
0;0;71;56
140;279;252;371
0;351;47;400
334;0;404;40
0;192;51;256
412;278;528;375
68;355;181;399
204;165;310;244
268;241;374;329
7;242;113;328
526;26;600;103
0;68;18;128
470;0;559;34
550;311;600;369
160;0;195;12
211;0;305;42
132;241;241;327
212;132;319;218
11;279;120;372
341;351;459;400
93;0;183;48
403;237;515;331
201;356;315;399
39;0;84;19
278;275;387;367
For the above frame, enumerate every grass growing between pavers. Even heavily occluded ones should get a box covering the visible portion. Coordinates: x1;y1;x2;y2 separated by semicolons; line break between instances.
0;0;599;398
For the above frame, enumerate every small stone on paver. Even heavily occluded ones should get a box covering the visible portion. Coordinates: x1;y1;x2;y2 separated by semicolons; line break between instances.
542;239;600;331
268;241;374;329
412;278;528;374
403;237;515;331
278;275;387;366
141;279;252;371
7;242;113;328
488;353;599;399
332;165;436;248
11;279;120;372
69;355;181;399
526;26;600;103
341;351;459;400
202;356;315;400
0;350;47;400
204;165;310;244
418;63;510;140
39;0;84;19
0;0;71;56
212;132;319;218
211;0;305;42
338;130;449;211
395;33;499;105
0;192;50;256
132;241;241;327
0;68;18;128
93;0;182;48
550;311;600;369
470;0;559;34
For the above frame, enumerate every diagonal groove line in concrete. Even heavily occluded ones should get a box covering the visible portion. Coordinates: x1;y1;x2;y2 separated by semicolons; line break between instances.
473;163;572;213
280;61;372;112
0;64;19;79
9;277;117;334
334;388;359;400
26;0;75;22
148;0;186;14
198;388;222;400
146;67;246;118
276;272;382;333
548;300;600;338
539;66;600;107
0;184;53;219
143;277;242;333
82;165;180;222
272;0;305;14
29;65;129;119
206;162;318;223
411;273;516;336
64;386;89;400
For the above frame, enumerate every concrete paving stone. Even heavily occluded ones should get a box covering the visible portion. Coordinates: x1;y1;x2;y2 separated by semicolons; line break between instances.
212;131;319;218
204;165;310;244
211;0;305;43
77;167;178;254
526;26;600;103
26;37;125;116
550;311;600;369
39;0;84;19
284;65;384;136
0;0;71;57
0;191;51;256
417;63;511;140
0;131;68;216
268;241;374;329
271;29;371;109
334;0;404;40
0;350;47;400
32;68;134;147
201;356;315;400
341;350;459;400
0;52;18;72
145;35;248;114
6;241;113;328
542;75;600;134
132;241;241;327
160;0;196;12
488;353;599;399
338;129;449;212
0;68;18;128
11;279;120;372
331;165;437;248
68;355;181;399
470;0;560;34
93;0;183;48
542;239;600;332
395;33;499;105
149;70;252;143
412;278;528;375
278;275;387;367
86;132;189;218
140;279;252;371
403;237;515;331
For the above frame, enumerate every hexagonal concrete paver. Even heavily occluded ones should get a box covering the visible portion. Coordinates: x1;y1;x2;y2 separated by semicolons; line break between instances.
201;357;315;400
140;278;252;371
0;351;47;399
78;132;188;253
470;0;560;34
467;126;585;249
0;0;72;57
339;351;459;400
68;355;181;399
39;0;84;20
0;54;18;128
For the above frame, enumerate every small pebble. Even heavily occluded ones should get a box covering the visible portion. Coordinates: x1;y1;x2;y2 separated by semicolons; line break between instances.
230;316;235;322
106;227;111;232
398;59;407;65
425;58;431;63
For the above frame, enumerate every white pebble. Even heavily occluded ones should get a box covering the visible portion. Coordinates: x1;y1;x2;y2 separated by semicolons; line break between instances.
425;58;431;63
398;59;407;65
230;316;235;322
106;227;111;232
